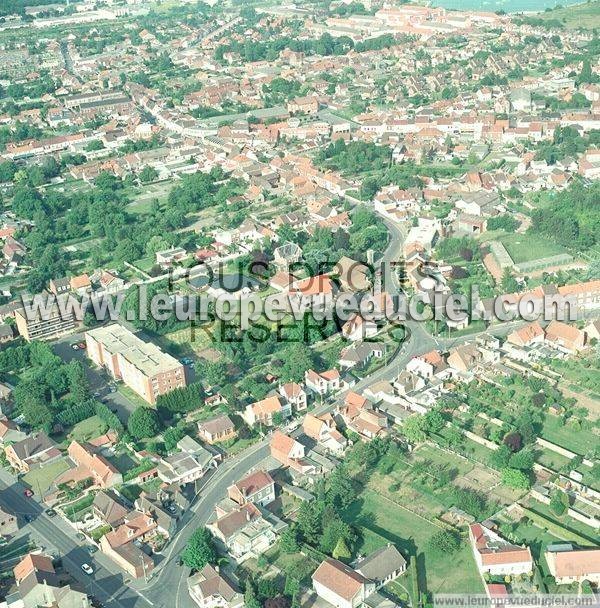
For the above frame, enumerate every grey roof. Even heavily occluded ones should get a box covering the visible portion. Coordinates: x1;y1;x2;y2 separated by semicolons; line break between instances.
355;545;407;583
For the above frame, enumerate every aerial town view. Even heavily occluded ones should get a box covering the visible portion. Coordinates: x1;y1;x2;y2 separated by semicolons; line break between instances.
0;0;598;608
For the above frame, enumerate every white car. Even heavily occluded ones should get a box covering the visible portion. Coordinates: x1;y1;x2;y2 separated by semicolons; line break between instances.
81;564;94;575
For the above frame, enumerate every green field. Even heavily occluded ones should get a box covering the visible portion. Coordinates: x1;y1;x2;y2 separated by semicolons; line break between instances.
539;1;600;29
541;414;598;456
344;489;484;595
497;233;568;265
67;415;109;444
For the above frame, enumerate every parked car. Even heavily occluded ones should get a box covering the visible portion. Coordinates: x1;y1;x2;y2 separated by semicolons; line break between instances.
23;488;33;497
45;508;57;517
87;546;98;555
78;342;86;349
81;564;94;575
71;344;79;350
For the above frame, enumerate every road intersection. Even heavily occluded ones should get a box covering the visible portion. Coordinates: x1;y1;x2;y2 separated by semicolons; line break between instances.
0;212;529;608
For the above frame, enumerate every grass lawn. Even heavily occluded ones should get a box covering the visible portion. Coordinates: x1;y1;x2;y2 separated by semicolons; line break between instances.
343;489;484;595
497;233;567;265
539;1;600;29
540;414;598;456
22;459;70;494
523;499;599;545
117;384;150;410
67;415;109;443
534;446;572;472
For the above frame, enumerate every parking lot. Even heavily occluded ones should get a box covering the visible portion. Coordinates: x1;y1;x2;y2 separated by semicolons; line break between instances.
53;332;139;423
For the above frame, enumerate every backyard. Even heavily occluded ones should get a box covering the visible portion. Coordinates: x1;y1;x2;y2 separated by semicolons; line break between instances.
343;488;484;595
22;459;70;494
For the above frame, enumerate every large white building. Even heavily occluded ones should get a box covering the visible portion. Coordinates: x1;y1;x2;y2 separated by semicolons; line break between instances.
85;324;186;404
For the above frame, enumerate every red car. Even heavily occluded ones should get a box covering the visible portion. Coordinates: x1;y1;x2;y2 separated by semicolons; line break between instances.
23;489;33;497
78;342;86;349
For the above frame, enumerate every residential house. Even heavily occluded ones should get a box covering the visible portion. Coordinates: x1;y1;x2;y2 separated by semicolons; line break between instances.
406;350;449;380
332;256;371;292
278;382;307;412
545;545;600;585
287;96;320;115
303;413;347;455
585;319;600;341
506;321;545;347
70;273;92;295
469;523;533;576
9;553;90;608
198;415;237;444
93;490;129;528
157;436;219;486
270;430;316;475
100;511;157;578
135;492;177;538
207;503;280;563
48;277;70;296
67;440;123;489
227;470;275;508
339;342;385;369
312;558;375;608
0;324;14;344
342;314;378;342
4;433;61;473
188;564;243;608
305;369;340;395
544;320;586;353
0;418;26;444
243;395;291;427
354;544;407;588
156;247;188;268
447;343;483;374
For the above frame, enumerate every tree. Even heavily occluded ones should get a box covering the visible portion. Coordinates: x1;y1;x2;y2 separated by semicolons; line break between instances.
163;426;186;452
139;166;159;183
66;360;90;403
127;407;161;439
244;580;261;608
401;414;427;444
549;489;569;516
489;444;512;470
280;343;315;383
320;517;353;554
296;500;323;545
423;409;446;435
508;449;535;472
501;268;518;293
332;537;352;561
181;527;216;571
327;465;356;509
427;530;460;555
279;526;300;553
503;432;522;452
501;468;531;490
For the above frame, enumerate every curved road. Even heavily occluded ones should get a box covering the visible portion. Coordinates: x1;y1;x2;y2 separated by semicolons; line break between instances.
0;210;527;608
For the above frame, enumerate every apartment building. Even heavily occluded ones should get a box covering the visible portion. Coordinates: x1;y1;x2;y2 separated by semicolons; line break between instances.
85;324;186;405
14;295;82;342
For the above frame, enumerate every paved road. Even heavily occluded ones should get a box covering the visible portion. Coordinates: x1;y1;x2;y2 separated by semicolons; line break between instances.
127;440;271;608
5;206;534;608
0;468;155;608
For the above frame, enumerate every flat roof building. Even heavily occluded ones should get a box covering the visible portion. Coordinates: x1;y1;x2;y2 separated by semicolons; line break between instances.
85;324;186;405
14;294;82;342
